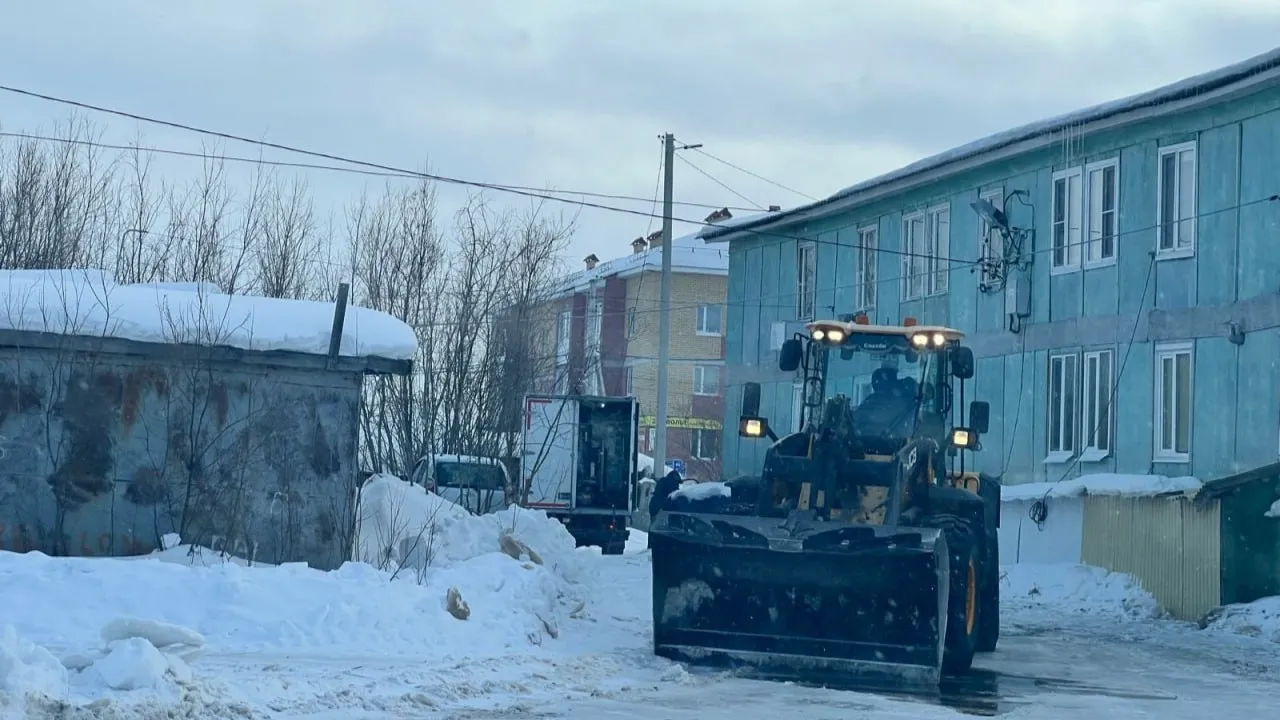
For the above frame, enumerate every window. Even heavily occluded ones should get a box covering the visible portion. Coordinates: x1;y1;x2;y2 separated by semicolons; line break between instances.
797;241;816;320
1085;159;1118;265
556;310;572;363
693;365;720;395
692;429;720;460
1046;352;1078;461
978;189;1003;287
792;383;804;432
901;204;949;301
1157;142;1197;257
627;307;637;337
1080;349;1113;460
646;428;655;453
696;304;722;336
1154;342;1193;462
624;366;634;396
1051;168;1083;271
855;226;877;310
587;298;602;350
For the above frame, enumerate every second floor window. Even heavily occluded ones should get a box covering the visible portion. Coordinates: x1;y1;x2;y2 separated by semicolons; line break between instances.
855;226;877;310
555;310;571;363
1157;142;1197;256
693;364;720;395
797;241;816;320
696;304;722;336
901;205;949;301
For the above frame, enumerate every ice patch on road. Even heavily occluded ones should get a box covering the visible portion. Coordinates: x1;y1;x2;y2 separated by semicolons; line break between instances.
1001;563;1162;619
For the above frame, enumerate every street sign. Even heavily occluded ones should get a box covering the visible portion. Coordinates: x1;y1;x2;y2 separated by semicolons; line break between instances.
671;458;686;475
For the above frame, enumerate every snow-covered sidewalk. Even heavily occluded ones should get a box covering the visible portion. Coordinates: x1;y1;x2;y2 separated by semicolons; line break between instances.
1;476;1279;718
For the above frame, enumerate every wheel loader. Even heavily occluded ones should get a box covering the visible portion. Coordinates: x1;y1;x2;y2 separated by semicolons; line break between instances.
648;315;1002;686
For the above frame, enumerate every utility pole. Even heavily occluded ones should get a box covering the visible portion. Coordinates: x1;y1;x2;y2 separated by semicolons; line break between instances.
653;132;676;477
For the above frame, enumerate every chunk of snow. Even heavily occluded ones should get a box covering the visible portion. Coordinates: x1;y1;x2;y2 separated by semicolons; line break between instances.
668;481;731;502
1001;473;1202;502
625;528;649;554
99;618;205;652
0;625;68;699
0;268;417;360
1265;499;1280;519
159;533;181;551
86;638;176;691
1001;563;1161;619
1201;595;1280;644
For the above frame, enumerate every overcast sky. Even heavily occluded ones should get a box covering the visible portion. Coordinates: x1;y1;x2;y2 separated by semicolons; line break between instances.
3;0;1280;276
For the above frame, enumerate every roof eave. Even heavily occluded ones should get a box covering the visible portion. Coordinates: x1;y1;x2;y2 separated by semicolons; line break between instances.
702;62;1280;245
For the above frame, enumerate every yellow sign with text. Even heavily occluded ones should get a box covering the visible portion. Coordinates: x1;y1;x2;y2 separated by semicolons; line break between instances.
639;416;722;430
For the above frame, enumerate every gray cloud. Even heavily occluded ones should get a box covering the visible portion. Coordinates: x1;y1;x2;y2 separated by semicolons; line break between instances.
2;0;1278;263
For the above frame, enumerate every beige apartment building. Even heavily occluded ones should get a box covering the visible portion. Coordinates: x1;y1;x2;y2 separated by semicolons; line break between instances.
533;211;736;481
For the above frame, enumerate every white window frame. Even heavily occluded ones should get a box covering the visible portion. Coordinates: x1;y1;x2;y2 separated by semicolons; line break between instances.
646;427;655;453
797;241;817;320
901;204;949;301
1083;158;1119;268
1050;168;1083;273
1156;141;1197;259
1153;341;1193;463
978;188;1004;287
1045;352;1078;463
627;307;637;337
555;309;572;363
855;225;877;310
624;365;634;396
695;304;722;336
587;298;603;350
693;364;720;396
691;428;719;461
1080;349;1114;462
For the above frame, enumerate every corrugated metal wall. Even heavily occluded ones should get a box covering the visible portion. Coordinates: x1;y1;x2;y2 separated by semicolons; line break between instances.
1081;495;1221;621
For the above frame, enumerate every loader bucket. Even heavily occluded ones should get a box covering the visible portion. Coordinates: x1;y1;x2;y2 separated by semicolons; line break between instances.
650;512;950;686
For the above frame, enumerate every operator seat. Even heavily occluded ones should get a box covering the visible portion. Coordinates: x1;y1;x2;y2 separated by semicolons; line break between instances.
854;368;909;436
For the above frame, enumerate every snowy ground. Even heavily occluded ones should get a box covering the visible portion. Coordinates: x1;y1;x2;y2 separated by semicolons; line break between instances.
3;478;1279;719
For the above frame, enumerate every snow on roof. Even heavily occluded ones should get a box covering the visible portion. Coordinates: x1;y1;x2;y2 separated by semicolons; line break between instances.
0;269;418;361
1001;473;1203;502
700;47;1280;243
551;210;779;297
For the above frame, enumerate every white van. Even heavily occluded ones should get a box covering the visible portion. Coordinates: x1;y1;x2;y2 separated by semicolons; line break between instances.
409;454;511;515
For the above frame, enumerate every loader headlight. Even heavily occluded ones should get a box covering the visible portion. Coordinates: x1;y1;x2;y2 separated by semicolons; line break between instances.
812;328;826;341
931;332;946;347
826;328;845;344
739;416;770;438
950;428;975;449
910;333;929;349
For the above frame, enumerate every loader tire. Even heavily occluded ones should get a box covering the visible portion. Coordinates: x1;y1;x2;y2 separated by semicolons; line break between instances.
937;518;980;675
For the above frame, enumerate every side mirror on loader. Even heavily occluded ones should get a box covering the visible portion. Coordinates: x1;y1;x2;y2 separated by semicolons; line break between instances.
951;345;975;379
778;338;803;372
968;400;990;434
739;381;778;441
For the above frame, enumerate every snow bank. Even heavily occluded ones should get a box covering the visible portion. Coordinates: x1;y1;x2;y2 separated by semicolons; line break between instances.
669;481;731;502
0;268;417;360
1201;596;1280;644
1002;473;1202;502
1001;563;1161;619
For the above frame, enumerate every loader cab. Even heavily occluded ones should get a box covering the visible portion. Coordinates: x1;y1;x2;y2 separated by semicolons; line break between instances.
740;317;989;453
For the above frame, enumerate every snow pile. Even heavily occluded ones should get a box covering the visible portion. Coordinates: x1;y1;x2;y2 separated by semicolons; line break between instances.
1265;499;1280;519
0;268;417;360
1201;596;1280;644
625;528;649;554
0;626;67;715
1002;473;1202;502
0;619;205;717
1001;563;1162;619
668;480;731;502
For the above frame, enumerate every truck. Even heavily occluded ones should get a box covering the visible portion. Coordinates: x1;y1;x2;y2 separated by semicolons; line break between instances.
519;393;639;555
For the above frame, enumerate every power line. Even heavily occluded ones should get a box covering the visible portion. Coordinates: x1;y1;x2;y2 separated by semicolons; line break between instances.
0;130;759;215
682;142;817;202
0;84;977;265
674;151;764;211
